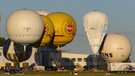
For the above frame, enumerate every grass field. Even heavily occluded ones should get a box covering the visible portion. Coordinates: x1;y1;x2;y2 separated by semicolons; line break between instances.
1;70;135;76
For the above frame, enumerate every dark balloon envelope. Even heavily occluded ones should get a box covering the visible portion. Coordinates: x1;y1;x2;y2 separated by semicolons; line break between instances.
3;39;32;62
34;46;61;68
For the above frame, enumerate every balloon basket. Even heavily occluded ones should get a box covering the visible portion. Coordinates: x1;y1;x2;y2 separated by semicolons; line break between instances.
91;68;98;72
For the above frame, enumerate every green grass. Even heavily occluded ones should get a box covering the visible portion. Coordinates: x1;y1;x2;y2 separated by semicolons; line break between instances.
1;70;135;76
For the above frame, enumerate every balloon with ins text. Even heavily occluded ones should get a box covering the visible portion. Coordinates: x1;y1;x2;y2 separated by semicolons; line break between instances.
83;10;108;54
100;33;131;62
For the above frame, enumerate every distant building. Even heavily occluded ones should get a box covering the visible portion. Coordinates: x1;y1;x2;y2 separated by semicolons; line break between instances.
0;47;107;71
61;53;107;70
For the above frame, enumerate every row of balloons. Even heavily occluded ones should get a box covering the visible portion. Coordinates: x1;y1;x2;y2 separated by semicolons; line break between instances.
3;9;131;63
6;9;77;49
83;10;131;63
4;9;77;62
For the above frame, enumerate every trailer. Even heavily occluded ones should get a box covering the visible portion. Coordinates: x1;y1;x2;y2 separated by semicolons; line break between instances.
107;62;135;73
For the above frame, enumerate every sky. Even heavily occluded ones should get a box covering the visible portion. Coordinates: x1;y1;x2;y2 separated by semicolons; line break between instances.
1;0;135;61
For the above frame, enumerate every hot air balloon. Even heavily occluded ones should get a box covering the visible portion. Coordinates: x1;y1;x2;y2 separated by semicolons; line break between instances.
36;10;49;16
3;39;32;63
6;9;44;50
100;33;131;62
83;10;108;54
32;11;54;47
47;12;77;50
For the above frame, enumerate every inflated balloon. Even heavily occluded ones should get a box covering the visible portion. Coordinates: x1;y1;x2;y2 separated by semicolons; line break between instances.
33;15;55;47
3;39;32;62
47;12;77;49
83;10;108;54
6;9;44;45
100;33;131;62
36;10;49;16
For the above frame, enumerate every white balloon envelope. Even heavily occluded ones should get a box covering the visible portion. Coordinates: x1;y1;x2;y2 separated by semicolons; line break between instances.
100;33;131;62
6;9;44;45
83;10;108;54
36;10;49;16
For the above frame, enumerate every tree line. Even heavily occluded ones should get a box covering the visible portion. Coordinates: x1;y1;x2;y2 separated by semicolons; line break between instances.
0;37;6;46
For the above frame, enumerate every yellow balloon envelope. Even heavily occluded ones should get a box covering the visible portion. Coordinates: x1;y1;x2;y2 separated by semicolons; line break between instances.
47;12;77;47
33;15;54;47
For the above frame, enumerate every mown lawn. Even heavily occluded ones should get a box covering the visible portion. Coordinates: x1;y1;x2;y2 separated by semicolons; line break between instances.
1;70;135;76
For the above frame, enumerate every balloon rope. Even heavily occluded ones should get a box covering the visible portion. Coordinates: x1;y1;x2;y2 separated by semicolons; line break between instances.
24;45;26;51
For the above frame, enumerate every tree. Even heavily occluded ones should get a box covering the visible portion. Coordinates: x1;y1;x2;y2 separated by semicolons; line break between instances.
0;37;6;46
